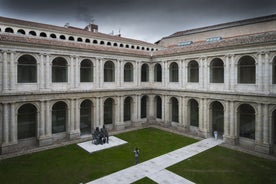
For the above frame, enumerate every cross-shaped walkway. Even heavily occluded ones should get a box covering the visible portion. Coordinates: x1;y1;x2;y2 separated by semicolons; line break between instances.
87;138;223;184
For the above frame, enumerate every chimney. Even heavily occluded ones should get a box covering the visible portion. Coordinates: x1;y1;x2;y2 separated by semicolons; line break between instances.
84;23;98;32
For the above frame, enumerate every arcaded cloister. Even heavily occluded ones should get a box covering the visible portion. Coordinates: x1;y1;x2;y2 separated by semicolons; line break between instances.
1;14;276;155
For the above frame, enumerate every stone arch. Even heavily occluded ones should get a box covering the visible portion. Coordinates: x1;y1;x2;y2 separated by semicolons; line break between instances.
210;58;224;83
238;103;256;139
52;101;68;134
124;62;133;82
80;99;93;135
188;60;199;82
124;96;133;121
17;54;37;83
104;61;115;82
141;95;148;119
238;55;256;84
141;63;149;82
52;57;68;82
188;98;199;127
170;97;179;122
104;98;115;125
80;59;93;82
155;95;162;119
210;101;224;137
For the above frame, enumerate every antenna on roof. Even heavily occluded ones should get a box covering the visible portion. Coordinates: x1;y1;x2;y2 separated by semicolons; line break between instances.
64;22;70;28
118;28;121;37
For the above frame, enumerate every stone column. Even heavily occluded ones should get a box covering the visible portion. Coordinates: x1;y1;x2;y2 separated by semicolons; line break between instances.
199;58;204;89
137;61;141;86
39;101;45;138
255;103;263;144
179;60;183;88
3;103;9;145
75;57;80;88
225;55;230;90
10;52;15;90
3;52;8;92
162;61;166;86
116;60;120;86
75;99;80;133
39;100;52;146
136;95;141;121
69;56;74;89
39;54;45;89
182;97;188;130
99;97;104;127
203;58;208;89
263;52;270;92
263;104;269;144
257;52;263;92
45;55;50;89
148;95;155;121
223;101;230;138
164;95;170;124
99;58;104;88
115;96;125;130
229;55;235;90
10;103;16;144
131;96;138;123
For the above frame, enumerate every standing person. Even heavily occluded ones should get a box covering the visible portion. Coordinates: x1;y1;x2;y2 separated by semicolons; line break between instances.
134;147;139;164
214;130;218;140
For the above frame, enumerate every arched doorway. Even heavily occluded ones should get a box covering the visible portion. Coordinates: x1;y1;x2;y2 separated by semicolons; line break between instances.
52;101;67;134
141;96;148;118
124;97;132;121
238;104;255;139
171;97;179;122
211;101;224;137
104;98;114;125
80;100;92;135
17;104;37;140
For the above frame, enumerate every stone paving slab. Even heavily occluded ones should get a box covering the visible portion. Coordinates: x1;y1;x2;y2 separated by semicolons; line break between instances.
77;136;127;153
87;138;223;184
148;169;195;184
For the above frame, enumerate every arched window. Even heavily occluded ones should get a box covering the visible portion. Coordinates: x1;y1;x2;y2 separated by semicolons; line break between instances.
120;44;124;48
188;60;199;82
211;101;224;137
29;31;36;36
238;56;256;84
141;64;149;82
50;33;57;39
40;32;47;37
104;98;114;124
68;36;74;41
52;101;67;133
273;110;276;144
5;27;14;33
93;40;98;44
141;47;145;50
18;104;37;139
155;96;162;119
80;59;93;82
131;45;135;49
124;62;133;82
100;41;105;45
77;37;83;42
210;58;224;83
113;43;118;47
104;61;115;82
85;39;90;43
124;97;132;121
171;97;179;122
17;29;25;35
60;35;66;40
126;45;129;48
189;99;199;127
154;64;162;82
80;100;92;135
273;57;276;84
141;96;148;118
18;55;37;83
136;46;140;50
238;104;255;139
107;42;111;46
52;57;68;82
170;62;179;82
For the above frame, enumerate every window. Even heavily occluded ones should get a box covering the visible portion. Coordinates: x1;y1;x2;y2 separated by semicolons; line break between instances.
52;101;67;133
154;64;162;82
17;29;25;35
60;35;66;40
52;57;68;82
17;55;37;83
210;58;224;83
169;62;179;82
17;104;37;139
273;57;276;84
190;99;199;127
188;60;199;82
238;56;256;84
107;42;111;46
124;97;132;121
124;63;133;82
171;97;179;122
69;36;74;41
100;41;105;45
120;44;124;48
155;96;162;119
40;32;47;37
113;43;118;47
238;104;255;139
5;27;14;33
141;64;149;82
141;96;148;118
93;40;98;44
85;39;90;43
80;59;93;82
50;34;57;39
104;61;115;82
211;101;224;136
77;37;83;42
273;110;276;144
80;100;92;135
29;31;36;36
104;98;114;124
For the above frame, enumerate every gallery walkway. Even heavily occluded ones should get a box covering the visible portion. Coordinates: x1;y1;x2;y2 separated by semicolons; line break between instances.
86;138;223;184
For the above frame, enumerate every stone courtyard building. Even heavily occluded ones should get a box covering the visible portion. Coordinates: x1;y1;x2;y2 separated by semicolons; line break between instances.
0;14;276;155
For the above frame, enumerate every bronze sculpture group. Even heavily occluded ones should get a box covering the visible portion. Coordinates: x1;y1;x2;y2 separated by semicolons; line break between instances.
92;125;109;145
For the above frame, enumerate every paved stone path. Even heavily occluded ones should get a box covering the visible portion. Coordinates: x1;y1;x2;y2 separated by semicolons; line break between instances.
86;138;223;184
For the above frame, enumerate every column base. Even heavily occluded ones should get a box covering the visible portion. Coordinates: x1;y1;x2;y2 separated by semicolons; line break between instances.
38;136;53;147
68;131;80;140
223;135;239;145
115;122;125;130
1;143;18;154
255;143;273;154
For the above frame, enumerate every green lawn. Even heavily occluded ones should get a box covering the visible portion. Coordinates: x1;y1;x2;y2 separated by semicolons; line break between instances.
168;146;276;184
0;127;197;184
132;177;157;184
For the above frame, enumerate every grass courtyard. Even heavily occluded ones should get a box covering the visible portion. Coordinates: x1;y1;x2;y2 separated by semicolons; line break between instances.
0;127;275;184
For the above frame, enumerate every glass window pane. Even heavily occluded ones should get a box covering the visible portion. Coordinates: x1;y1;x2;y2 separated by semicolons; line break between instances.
18;104;37;139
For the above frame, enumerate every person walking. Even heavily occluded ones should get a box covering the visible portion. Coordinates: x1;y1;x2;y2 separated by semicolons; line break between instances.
134;147;139;164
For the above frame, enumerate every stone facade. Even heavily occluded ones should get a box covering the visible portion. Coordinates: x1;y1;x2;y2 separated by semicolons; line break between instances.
0;15;276;155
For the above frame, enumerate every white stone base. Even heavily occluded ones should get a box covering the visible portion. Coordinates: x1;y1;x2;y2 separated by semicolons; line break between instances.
77;136;128;154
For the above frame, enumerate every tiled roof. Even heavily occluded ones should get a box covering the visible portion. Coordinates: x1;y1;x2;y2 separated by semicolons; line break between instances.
0;33;151;57
153;31;276;57
163;14;276;39
0;16;156;47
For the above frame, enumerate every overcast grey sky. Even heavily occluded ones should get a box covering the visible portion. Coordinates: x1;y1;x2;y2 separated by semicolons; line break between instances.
0;0;276;43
